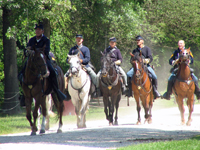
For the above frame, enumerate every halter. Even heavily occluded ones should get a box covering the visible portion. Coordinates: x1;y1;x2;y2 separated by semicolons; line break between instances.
132;57;152;94
100;56;119;90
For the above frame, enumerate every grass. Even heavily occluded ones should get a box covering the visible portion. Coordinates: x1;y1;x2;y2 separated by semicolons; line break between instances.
0;106;105;135
117;135;200;150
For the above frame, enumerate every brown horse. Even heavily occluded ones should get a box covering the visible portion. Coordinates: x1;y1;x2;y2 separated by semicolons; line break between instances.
173;47;195;126
130;52;154;125
22;46;64;135
99;52;121;125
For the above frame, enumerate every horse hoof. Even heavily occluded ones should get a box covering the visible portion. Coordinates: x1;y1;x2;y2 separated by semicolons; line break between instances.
57;129;62;133
181;122;185;125
136;121;141;125
31;132;36;136
40;129;45;134
109;122;113;126
114;121;118;126
148;119;152;124
186;122;191;126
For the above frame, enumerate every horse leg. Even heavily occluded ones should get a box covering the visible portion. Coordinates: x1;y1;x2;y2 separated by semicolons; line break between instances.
45;95;50;130
148;92;154;124
25;97;34;133
103;95;109;122
186;95;194;126
177;96;185;125
57;100;64;133
135;95;141;125
114;94;121;125
39;95;47;134
37;107;41;130
142;95;150;124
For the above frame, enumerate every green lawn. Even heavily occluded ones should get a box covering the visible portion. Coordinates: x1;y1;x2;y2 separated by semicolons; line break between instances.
117;136;200;150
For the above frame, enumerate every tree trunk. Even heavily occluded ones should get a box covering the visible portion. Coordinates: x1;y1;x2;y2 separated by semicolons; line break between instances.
43;18;50;39
2;7;21;114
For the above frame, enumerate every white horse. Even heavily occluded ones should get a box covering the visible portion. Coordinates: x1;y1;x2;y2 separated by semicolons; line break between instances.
67;54;91;128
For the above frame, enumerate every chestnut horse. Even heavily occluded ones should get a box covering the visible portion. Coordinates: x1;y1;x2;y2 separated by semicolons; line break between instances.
130;52;154;124
173;47;195;126
99;52;121;125
22;46;64;135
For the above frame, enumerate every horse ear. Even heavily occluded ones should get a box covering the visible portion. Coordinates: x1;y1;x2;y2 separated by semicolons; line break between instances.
130;52;134;57
188;47;190;51
101;51;104;56
32;45;36;51
43;44;46;51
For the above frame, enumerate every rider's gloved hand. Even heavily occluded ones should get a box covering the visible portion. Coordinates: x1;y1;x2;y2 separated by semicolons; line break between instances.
79;59;83;63
172;59;179;66
114;60;121;65
143;58;150;64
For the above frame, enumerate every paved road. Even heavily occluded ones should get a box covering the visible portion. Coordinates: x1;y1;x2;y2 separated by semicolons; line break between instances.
1;99;200;150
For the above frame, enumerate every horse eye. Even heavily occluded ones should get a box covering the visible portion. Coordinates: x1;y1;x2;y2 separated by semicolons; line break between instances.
77;61;80;63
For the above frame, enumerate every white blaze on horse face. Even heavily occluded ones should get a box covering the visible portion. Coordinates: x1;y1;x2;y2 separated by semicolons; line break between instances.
69;55;81;75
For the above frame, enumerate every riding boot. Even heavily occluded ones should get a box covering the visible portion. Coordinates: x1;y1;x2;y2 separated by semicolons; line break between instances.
162;80;173;100
52;76;67;102
152;78;161;99
125;77;133;97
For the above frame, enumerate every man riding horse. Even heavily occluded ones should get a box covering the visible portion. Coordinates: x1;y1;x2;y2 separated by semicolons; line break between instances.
18;23;66;106
162;40;200;100
96;37;128;94
66;34;97;89
127;35;161;99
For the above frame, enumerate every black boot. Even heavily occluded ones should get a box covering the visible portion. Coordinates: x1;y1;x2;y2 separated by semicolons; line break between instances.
162;80;174;100
52;76;67;102
126;77;133;97
152;79;161;99
194;81;200;100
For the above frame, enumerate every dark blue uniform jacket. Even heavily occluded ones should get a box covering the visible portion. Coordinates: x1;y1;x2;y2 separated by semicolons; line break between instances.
169;48;193;66
67;45;90;67
27;35;50;56
103;46;123;63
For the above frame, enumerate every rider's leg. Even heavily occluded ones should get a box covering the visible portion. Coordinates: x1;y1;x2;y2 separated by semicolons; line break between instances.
126;68;134;97
47;60;66;101
118;66;127;86
162;73;176;100
191;73;200;100
85;66;97;86
147;66;161;99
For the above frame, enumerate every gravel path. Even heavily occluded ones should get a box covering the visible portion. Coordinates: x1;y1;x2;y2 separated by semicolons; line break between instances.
1;99;200;150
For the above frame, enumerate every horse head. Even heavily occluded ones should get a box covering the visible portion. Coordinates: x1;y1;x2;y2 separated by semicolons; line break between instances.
130;51;144;78
179;47;191;63
68;53;81;76
27;45;50;78
100;52;114;77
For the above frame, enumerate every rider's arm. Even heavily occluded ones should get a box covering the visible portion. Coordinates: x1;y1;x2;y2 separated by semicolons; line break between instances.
44;38;50;56
146;46;153;63
189;51;194;64
81;47;90;64
169;51;176;66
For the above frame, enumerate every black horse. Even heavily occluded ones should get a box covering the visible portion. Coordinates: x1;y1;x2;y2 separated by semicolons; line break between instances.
99;52;122;125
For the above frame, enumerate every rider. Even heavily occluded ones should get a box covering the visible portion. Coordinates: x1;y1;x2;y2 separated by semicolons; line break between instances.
162;40;200;100
18;23;66;106
66;34;97;87
96;37;128;94
126;35;161;99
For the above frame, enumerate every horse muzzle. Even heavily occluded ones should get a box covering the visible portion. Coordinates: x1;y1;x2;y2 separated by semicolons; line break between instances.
71;67;79;75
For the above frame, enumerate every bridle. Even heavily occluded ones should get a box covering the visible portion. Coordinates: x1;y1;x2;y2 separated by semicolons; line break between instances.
100;56;119;90
131;57;152;94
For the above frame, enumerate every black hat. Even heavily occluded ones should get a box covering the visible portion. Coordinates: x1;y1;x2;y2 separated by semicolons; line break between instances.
76;34;83;38
34;24;44;30
109;37;117;42
136;35;144;41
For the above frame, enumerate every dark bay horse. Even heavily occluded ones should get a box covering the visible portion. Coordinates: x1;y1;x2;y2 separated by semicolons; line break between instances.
22;46;64;135
130;52;154;125
99;52;122;126
173;47;195;126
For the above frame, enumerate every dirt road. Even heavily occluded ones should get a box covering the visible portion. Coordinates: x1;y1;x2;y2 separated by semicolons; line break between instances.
1;99;200;150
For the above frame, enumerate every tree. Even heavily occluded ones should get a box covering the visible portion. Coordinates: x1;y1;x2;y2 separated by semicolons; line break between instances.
2;5;20;114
